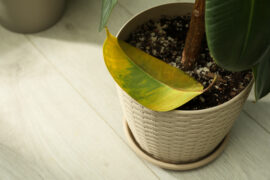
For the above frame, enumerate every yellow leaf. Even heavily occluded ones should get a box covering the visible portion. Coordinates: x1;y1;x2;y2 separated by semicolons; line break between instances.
103;28;204;111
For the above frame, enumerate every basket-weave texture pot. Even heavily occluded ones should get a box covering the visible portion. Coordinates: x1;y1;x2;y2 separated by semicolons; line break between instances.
117;3;253;164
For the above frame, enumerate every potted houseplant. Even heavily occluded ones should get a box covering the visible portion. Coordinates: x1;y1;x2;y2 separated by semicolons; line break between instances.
101;0;270;170
0;0;66;33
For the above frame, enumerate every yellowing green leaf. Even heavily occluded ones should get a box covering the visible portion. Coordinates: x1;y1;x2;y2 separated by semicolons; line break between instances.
103;28;204;111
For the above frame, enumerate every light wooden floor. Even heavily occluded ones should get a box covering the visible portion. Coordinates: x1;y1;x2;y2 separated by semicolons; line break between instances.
0;0;269;179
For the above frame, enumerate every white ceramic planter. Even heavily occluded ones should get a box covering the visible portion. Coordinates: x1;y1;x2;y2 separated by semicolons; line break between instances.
116;3;253;169
0;0;66;33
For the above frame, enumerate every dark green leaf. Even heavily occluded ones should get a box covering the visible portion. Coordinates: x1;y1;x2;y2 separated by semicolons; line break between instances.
205;0;270;71
253;47;270;100
99;0;117;31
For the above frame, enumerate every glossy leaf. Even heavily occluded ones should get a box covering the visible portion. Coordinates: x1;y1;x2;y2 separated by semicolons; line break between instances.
103;29;204;111
253;47;270;100
99;0;117;31
205;0;270;71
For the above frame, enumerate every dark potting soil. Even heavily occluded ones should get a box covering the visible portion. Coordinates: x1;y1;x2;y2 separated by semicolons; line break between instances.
126;16;252;110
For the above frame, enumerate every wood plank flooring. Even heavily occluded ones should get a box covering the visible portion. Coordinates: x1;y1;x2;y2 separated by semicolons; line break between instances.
0;0;269;179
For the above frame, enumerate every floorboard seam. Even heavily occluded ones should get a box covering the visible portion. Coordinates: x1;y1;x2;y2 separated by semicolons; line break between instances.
243;110;270;135
24;35;161;180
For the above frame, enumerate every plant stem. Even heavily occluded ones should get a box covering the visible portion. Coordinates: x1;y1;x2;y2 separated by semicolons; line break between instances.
205;72;227;83
181;0;205;70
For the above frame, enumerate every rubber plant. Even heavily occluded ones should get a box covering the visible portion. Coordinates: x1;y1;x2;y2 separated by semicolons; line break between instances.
101;0;270;111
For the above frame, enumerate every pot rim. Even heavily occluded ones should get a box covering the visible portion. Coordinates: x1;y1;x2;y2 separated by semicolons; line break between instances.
116;2;254;115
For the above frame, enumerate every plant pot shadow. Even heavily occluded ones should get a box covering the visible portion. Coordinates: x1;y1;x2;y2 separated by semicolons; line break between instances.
244;96;270;131
0;26;43;76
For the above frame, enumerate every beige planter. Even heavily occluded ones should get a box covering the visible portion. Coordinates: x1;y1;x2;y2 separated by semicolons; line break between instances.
117;3;253;168
0;0;66;33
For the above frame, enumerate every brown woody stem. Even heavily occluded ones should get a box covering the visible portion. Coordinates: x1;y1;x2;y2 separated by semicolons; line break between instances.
205;72;227;83
181;0;205;70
